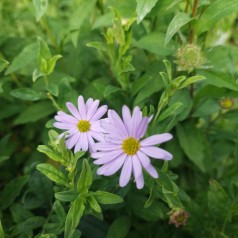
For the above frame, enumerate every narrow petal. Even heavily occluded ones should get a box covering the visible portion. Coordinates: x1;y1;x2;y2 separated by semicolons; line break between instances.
144;164;159;178
92;149;123;163
89;131;105;142
140;146;173;160
122;105;132;135
136;150;151;168
86;98;93;112
54;122;75;130
97;154;127;176
131;107;142;138
87;134;96;153
119;156;132;187
108;110;128;137
86;100;99;120
77;96;86;118
55;113;78;124
81;133;88;151
140;133;173;146
90;121;106;133
66;102;81;120
74;134;82;153
101;120;125;139
90;105;108;121
132;155;142;179
95;142;122;151
66;133;80;149
136;118;149;138
135;174;144;189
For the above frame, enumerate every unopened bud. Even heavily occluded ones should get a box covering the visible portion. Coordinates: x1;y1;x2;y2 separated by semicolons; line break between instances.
169;208;190;228
175;44;204;73
220;98;234;109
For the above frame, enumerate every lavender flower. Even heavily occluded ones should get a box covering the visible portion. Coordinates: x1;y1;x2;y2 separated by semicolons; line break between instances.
54;96;107;153
91;105;173;189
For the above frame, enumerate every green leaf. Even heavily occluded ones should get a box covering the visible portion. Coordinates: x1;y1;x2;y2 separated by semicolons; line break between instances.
0;220;5;238
136;0;159;23
87;195;102;213
0;175;29;210
106;216;131;238
11;216;45;236
198;70;238;91
195;0;238;35
192;99;220;117
86;41;107;52
77;159;92;193
38;37;52;67
5;43;38;75
47;54;62;75
93;191;123;205
0;58;9;73
55;191;78;202
158;102;183;122
33;0;48;22
164;12;191;46
176;122;207;172
178;75;205;89
0;156;10;165
37;163;69;187
65;196;85;238
104;85;121;97
13;101;55;125
10;88;47;101
37;145;66;165
53;201;66;225
10;204;33;223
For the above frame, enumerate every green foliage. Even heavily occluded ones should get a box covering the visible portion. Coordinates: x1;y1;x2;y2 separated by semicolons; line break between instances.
1;0;238;237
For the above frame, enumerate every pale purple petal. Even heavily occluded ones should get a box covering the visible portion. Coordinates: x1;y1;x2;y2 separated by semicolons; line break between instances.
66;133;80;149
131;106;142;137
135;175;144;189
74;134;82;153
55;113;78;124
132;155;142;179
66;102;81;120
90;131;105;142
90;105;108;121
81;133;88;151
140;146;173;160
54;122;75;130
136;118;149;138
144;164;158;178
136;150;151;168
119;156;132;187
86;98;93;112
87;134;96;153
95;142;122;151
122;105;132;135
90;121;106;133
86;100;99;120
101;120;125;139
108;110;128;137
140;133;173;146
92;149;123;162
97;154;127;176
77;96;86;118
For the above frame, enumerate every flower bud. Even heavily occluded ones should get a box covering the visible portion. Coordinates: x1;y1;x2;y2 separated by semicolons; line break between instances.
220;98;234;109
175;44;204;72
169;208;190;228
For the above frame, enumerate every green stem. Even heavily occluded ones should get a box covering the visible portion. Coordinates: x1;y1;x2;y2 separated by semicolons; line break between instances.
47;93;62;111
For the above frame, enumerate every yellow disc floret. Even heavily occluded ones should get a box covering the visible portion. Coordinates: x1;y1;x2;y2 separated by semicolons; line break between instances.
122;137;140;155
77;120;90;132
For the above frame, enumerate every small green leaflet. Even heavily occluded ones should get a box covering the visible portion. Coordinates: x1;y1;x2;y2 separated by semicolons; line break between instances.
32;0;49;22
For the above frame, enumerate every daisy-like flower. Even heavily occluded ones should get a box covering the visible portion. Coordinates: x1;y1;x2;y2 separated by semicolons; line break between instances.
91;106;173;189
54;96;107;153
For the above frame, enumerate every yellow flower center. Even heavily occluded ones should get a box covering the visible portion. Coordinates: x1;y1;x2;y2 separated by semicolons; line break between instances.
122;137;140;155
77;120;90;132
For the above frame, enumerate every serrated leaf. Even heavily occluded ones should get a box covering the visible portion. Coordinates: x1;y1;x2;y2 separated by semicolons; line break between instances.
0;58;9;73
93;191;123;204
164;12;191;46
195;0;238;35
136;0;159;23
106;216;131;238
37;163;69;187
65;196;85;238
33;0;48;22
10;88;46;101
77;159;92;193
0;175;29;210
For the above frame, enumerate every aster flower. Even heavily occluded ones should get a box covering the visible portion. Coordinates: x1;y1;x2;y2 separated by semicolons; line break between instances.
54;96;107;153
91;105;173;189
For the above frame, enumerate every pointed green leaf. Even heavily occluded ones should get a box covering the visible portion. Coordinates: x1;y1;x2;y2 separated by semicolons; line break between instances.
77;159;92;193
179;75;205;89
136;0;159;23
33;0;49;22
47;54;62;75
164;13;191;46
11;88;47;101
0;59;9;73
55;191;78;202
53;201;66;225
37;163;69;187
93;191;123;205
87;195;101;213
65;196;85;238
38;37;52;64
158;102;183;122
